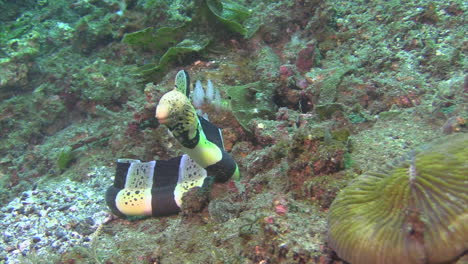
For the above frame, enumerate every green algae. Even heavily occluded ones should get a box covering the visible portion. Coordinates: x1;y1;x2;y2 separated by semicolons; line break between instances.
331;128;351;142
57;146;75;170
137;36;211;81
254;46;282;80
122;25;186;52
306;66;354;106
121;22;211;81
206;0;258;38
122;0;259;81
315;103;344;121
222;81;277;131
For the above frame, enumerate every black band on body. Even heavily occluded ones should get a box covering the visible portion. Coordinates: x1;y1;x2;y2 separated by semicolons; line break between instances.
105;186;126;218
205;150;237;183
199;116;224;150
153;156;181;187
151;185;180;216
114;161;131;189
151;157;182;216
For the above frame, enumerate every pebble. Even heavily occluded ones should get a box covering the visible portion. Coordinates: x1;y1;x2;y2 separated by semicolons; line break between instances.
18;240;30;253
0;166;113;263
32;235;41;243
3;231;13;243
55;228;66;239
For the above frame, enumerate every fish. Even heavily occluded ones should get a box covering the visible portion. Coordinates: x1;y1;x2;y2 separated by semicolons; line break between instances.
106;70;239;217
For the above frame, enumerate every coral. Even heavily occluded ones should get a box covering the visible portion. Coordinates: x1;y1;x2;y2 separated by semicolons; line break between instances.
72;16;115;55
191;79;222;110
193;80;206;107
254;46;282;81
0;1;32;21
314;103;344;121
328;134;468;264
4;30;40;60
208;198;241;223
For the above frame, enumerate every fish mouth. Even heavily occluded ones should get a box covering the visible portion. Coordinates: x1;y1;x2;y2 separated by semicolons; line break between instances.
155;111;169;124
157;116;168;124
155;104;170;124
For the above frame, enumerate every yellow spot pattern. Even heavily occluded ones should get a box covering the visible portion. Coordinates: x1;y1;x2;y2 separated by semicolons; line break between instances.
116;188;152;216
115;160;155;216
157;90;199;141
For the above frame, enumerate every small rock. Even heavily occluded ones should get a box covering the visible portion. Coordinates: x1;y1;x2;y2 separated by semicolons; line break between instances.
32;235;41;243
20;192;29;200
55;228;66;239
3;231;13;243
16;207;25;215
51;240;61;250
18;240;31;252
70;232;81;239
45;218;58;229
6;246;16;253
69;205;78;212
58;204;72;211
39;209;49;217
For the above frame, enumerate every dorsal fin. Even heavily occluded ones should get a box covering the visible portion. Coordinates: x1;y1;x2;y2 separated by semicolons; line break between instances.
174;70;190;97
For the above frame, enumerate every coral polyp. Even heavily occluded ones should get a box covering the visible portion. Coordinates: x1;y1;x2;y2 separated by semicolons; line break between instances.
328;134;468;264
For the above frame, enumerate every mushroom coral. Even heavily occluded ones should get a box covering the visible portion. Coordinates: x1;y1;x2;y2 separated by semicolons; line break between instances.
328;133;467;264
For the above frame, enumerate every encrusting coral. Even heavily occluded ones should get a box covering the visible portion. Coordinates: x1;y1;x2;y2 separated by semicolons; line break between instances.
328;133;467;264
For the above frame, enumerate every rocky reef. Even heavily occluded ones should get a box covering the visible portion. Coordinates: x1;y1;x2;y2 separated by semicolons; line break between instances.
0;0;466;263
